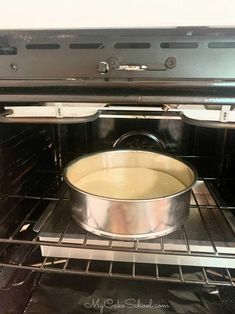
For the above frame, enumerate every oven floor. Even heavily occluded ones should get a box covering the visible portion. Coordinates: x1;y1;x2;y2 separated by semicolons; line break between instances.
22;273;234;314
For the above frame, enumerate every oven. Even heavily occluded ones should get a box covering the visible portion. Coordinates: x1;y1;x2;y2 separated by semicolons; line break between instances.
0;27;235;313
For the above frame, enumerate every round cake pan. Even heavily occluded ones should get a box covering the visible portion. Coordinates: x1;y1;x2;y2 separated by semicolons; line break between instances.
64;150;197;240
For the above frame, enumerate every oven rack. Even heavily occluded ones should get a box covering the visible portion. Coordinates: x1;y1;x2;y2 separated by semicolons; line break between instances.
0;171;235;286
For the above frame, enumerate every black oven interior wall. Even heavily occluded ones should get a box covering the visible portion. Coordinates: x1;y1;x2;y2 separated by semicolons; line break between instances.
0;123;55;237
60;117;235;206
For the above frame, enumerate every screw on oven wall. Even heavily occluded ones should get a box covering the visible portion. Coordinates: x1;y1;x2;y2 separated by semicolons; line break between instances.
10;63;18;72
97;62;110;74
165;57;176;69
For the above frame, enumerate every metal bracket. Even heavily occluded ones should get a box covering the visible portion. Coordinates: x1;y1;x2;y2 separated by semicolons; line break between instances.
114;57;176;72
220;105;231;122
97;57;176;74
55;103;64;118
3;103;235;128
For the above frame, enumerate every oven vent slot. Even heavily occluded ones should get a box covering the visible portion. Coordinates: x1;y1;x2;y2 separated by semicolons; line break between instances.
26;44;60;50
69;43;104;49
208;42;235;48
114;42;151;49
160;42;198;49
0;46;17;55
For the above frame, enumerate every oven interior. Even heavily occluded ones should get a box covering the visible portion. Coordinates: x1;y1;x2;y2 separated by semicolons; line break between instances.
0;27;235;313
0;114;234;313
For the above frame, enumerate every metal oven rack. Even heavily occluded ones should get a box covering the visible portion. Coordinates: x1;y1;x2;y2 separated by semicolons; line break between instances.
0;171;235;287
